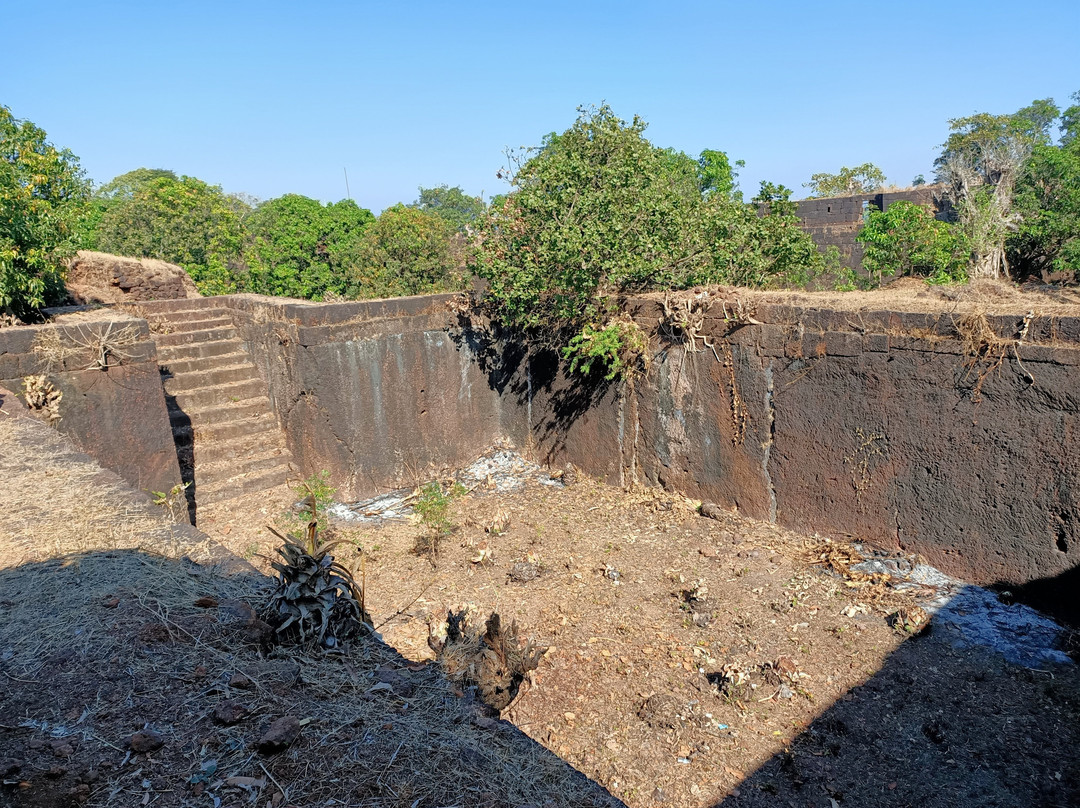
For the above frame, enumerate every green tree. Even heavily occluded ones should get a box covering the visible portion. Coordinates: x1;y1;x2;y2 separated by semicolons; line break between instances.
934;99;1059;278
697;149;744;200
1009;93;1080;278
411;185;486;233
244;194;373;299
351;204;463;298
471;105;716;333
804;163;886;197
857;200;966;285
95;174;246;294
0;105;90;317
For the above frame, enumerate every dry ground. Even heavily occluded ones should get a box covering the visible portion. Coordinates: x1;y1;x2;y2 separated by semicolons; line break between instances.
3;411;1079;808
196;452;1080;808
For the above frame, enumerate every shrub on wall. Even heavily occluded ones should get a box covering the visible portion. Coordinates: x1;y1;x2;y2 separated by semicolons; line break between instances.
857;200;967;286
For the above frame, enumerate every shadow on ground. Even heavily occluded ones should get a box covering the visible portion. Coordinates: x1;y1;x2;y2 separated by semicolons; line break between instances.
0;548;624;808
709;595;1080;808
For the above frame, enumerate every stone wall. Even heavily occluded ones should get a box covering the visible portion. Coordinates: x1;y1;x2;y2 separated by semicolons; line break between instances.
221;294;512;501
195;292;1079;598
793;185;950;272
523;294;1080;592
0;313;185;506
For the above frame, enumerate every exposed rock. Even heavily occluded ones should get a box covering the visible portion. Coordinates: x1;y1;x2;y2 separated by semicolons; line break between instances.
66;251;200;304
257;717;301;754
213;699;248;726
126;729;164;754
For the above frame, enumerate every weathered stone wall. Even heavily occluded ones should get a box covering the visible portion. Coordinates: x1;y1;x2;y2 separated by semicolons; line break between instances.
0;314;185;504
66;250;201;304
517;295;1080;592
793;185;950;272
220;294;513;500
65;291;1071;597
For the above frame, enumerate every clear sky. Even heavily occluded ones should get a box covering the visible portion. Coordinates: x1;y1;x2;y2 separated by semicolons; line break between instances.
3;1;1077;212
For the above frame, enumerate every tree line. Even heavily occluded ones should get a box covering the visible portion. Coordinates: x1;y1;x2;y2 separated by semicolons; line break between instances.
2;96;1078;375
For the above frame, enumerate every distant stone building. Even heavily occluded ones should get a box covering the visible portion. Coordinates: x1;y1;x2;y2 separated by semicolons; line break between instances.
793;184;951;272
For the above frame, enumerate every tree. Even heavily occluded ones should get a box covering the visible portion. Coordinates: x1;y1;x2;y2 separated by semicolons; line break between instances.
1009;93;1080;278
95;174;245;294
934;99;1058;278
471;106;828;377
804;163;886;197
697;149;744;200
471;105;716;333
350;204;463;299
411;185;485;233
857;200;966;285
0;105;90;316
244;194;373;299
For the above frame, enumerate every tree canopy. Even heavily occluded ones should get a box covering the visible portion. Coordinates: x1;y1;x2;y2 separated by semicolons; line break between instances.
0;105;90;316
244;195;374;299
95;174;246;294
410;185;485;233
804;163;886;198
470;105;827;374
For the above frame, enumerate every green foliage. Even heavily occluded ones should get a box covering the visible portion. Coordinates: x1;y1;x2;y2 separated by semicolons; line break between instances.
94;174;245;294
471;105;827;378
290;470;336;534
697;149;744;200
1009;93;1080;278
413;480;465;565
934;98;1061;279
562;318;648;380
411;185;486;232
244;195;374;299
351;204;464;298
471;105;714;333
857;200;967;285
804;163;886;198
0;105;90;317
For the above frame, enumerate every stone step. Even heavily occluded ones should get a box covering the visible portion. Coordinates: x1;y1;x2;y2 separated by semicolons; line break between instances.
161;351;250;376
196;466;290;505
169;378;268;410
195;447;292;489
145;307;230;325
168;396;273;426
136;298;226;315
172;412;280;446
162;363;262;394
155;326;239;347
151;315;234;335
187;425;291;467
157;338;244;364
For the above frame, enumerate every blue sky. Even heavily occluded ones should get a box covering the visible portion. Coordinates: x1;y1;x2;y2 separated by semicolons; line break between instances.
3;1;1077;212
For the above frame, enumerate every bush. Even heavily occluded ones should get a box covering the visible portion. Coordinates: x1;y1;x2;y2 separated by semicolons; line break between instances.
0;106;90;316
857;200;967;286
471;106;828;377
350;204;465;298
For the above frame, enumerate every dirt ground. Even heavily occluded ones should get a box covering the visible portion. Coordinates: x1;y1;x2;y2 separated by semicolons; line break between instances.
3;412;1079;808
194;451;1080;808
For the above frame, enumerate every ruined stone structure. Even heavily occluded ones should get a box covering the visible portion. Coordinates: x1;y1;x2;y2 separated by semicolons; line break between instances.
793;185;950;272
66;250;201;304
3;290;1077;620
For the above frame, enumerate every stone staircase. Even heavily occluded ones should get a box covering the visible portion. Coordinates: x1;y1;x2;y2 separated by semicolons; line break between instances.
137;299;292;514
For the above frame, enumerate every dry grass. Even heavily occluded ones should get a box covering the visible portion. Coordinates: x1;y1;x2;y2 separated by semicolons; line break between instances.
32;319;145;372
0;415;620;808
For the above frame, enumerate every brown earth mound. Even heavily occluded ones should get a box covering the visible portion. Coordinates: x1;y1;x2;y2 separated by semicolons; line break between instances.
66;251;200;304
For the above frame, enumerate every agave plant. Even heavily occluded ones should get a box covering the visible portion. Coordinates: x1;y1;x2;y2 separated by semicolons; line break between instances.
263;495;370;648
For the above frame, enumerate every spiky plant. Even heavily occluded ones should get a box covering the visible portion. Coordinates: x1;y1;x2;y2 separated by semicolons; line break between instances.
264;496;370;648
